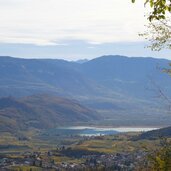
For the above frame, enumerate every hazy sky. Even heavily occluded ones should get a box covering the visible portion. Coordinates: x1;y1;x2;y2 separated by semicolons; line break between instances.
0;0;170;60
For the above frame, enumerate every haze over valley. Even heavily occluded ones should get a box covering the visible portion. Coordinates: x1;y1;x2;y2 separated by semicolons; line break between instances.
1;55;171;130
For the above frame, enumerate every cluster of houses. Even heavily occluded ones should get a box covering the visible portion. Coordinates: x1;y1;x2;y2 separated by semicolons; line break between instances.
82;151;147;170
0;149;147;170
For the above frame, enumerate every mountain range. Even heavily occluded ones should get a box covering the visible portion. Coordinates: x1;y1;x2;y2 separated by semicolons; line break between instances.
1;55;171;126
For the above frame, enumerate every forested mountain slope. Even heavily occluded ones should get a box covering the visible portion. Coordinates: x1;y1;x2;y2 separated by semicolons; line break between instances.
1;55;171;126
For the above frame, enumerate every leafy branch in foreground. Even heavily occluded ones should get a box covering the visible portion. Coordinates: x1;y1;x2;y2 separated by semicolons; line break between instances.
132;0;171;51
132;0;171;21
141;18;171;50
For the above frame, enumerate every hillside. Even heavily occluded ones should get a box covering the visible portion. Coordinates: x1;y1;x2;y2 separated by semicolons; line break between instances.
0;94;97;133
133;126;171;140
0;56;95;97
0;55;171;126
81;55;171;98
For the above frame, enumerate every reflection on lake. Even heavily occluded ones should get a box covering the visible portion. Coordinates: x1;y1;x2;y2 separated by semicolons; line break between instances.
48;126;158;136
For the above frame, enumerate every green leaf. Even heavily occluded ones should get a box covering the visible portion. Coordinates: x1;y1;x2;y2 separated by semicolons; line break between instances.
150;0;154;7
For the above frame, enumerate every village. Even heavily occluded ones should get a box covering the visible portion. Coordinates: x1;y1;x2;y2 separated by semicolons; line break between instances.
0;147;147;171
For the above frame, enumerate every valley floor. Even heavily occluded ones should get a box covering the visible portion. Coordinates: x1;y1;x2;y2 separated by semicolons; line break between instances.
0;130;169;171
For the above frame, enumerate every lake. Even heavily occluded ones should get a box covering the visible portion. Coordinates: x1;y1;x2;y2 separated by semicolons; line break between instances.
51;126;158;136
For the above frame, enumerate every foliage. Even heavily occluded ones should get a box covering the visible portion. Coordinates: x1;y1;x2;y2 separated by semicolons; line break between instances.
132;0;171;21
148;138;171;171
132;0;171;51
141;18;171;50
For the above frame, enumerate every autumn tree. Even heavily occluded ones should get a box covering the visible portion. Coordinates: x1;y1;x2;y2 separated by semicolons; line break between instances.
131;2;171;170
132;0;171;51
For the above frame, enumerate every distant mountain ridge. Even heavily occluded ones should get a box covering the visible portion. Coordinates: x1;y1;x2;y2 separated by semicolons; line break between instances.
75;59;89;64
1;55;170;98
0;55;171;126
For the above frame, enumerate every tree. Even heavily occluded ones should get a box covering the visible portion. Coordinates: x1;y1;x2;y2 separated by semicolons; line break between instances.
132;0;171;51
148;138;171;170
141;17;171;50
132;0;171;21
131;2;171;171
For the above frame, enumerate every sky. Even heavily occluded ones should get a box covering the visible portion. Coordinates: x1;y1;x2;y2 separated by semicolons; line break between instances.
0;0;170;60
